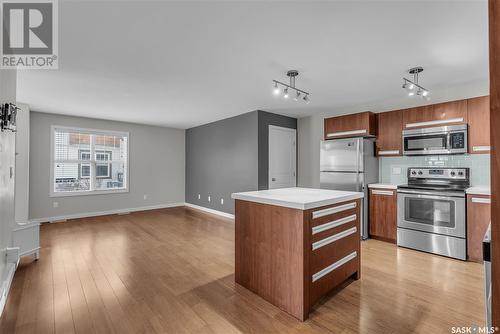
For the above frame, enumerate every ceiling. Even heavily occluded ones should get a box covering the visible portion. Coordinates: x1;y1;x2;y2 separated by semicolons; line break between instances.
17;0;489;129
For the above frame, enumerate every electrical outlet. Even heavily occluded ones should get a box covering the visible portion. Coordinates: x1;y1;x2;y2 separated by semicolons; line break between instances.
198;194;201;200
53;201;59;208
208;195;211;202
143;194;148;200
220;198;224;205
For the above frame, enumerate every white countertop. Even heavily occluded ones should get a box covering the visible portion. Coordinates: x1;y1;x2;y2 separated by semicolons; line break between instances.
231;187;364;210
466;186;491;196
368;183;399;190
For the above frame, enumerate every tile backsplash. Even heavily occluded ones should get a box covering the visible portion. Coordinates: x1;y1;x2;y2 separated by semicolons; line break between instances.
379;154;490;186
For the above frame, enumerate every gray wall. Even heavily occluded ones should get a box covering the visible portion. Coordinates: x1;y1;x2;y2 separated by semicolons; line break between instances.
185;111;259;214
185;110;297;214
0;69;17;295
29;112;185;221
297;115;323;188
257;111;297;190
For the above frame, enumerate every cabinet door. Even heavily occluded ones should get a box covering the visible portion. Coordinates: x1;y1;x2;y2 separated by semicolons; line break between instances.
467;194;491;262
376;110;403;156
467;96;490;153
324;112;376;139
403;100;467;129
369;189;397;243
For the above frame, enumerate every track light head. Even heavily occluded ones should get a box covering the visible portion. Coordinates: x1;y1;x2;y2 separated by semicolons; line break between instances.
303;94;310;104
294;91;301;101
408;91;415;97
408;83;415;90
283;87;289;99
422;90;429;97
273;82;280;95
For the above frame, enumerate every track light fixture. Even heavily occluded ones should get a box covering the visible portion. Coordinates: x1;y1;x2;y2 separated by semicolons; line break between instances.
272;70;310;104
402;67;430;101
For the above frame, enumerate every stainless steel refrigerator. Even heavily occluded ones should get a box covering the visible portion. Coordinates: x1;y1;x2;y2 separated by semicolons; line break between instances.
320;137;378;239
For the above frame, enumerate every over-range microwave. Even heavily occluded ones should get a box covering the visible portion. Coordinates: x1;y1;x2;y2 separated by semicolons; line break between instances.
402;124;468;155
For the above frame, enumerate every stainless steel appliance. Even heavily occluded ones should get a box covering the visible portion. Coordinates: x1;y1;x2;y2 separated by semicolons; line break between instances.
484;224;491;328
397;167;469;260
320;138;378;239
402;124;468;155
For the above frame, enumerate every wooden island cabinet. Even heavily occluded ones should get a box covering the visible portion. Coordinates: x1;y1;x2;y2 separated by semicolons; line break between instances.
232;188;363;321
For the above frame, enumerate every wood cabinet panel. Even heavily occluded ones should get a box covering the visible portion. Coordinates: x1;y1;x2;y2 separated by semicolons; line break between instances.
376;110;403;156
235;198;361;321
403;100;467;129
369;189;397;243
467;96;490;153
324;112;376;139
467;194;491;262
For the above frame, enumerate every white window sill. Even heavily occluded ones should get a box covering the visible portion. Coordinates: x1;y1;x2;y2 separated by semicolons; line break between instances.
49;188;129;198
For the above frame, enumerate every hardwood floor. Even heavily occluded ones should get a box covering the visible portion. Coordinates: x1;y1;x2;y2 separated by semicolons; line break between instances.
0;207;485;333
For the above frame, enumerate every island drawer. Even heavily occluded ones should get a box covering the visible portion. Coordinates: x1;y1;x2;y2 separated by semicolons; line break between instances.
310;228;359;274
309;251;359;307
310;200;359;225
311;214;358;243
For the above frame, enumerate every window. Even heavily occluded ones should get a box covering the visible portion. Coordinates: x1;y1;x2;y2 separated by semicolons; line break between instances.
51;126;129;196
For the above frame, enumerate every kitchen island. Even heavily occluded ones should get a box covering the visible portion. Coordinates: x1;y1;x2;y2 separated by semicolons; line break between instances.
231;187;364;321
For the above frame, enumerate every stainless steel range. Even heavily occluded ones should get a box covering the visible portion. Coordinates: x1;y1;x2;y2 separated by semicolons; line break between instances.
397;167;470;260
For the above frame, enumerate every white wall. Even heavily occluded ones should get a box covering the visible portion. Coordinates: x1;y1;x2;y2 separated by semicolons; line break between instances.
29;112;185;221
0;69;17;313
15;103;30;224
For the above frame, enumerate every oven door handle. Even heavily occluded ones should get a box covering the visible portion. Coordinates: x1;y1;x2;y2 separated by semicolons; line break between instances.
398;189;465;199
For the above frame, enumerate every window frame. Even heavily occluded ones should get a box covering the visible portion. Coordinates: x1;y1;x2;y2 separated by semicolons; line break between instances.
50;125;130;197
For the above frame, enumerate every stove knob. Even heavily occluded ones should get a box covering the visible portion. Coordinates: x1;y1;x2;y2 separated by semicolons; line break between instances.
418;171;423;175
411;171;417;175
458;171;464;176
450;171;456;176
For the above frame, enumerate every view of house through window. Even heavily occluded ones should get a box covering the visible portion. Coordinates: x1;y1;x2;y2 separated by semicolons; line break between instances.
51;126;129;195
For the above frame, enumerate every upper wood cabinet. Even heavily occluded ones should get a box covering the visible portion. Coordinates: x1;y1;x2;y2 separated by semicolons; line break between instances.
324;112;376;140
467;96;490;153
467;194;491;262
376;110;403;156
369;188;397;243
402;100;467;129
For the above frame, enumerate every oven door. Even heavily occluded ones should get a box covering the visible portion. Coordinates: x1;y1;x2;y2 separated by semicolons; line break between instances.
403;133;450;155
397;190;465;238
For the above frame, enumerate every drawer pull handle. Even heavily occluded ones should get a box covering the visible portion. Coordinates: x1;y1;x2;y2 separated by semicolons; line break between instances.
405;118;464;128
312;202;357;219
312;227;357;251
312;251;358;282
471;197;491;204
326;129;367;138
378;150;399;155
372;190;393;196
472;146;490;152
312;214;357;235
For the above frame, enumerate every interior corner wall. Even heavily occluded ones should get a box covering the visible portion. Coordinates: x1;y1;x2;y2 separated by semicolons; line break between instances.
257;111;297;190
297;115;323;188
185;111;259;214
29;112;185;221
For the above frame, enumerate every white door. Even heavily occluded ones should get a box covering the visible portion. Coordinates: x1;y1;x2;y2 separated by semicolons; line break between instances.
269;125;296;189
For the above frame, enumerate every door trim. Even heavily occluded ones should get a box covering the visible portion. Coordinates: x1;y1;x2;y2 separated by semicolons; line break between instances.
268;125;297;189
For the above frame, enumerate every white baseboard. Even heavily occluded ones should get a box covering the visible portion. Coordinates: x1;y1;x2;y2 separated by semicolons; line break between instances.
184;202;235;219
29;202;185;224
0;259;18;317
